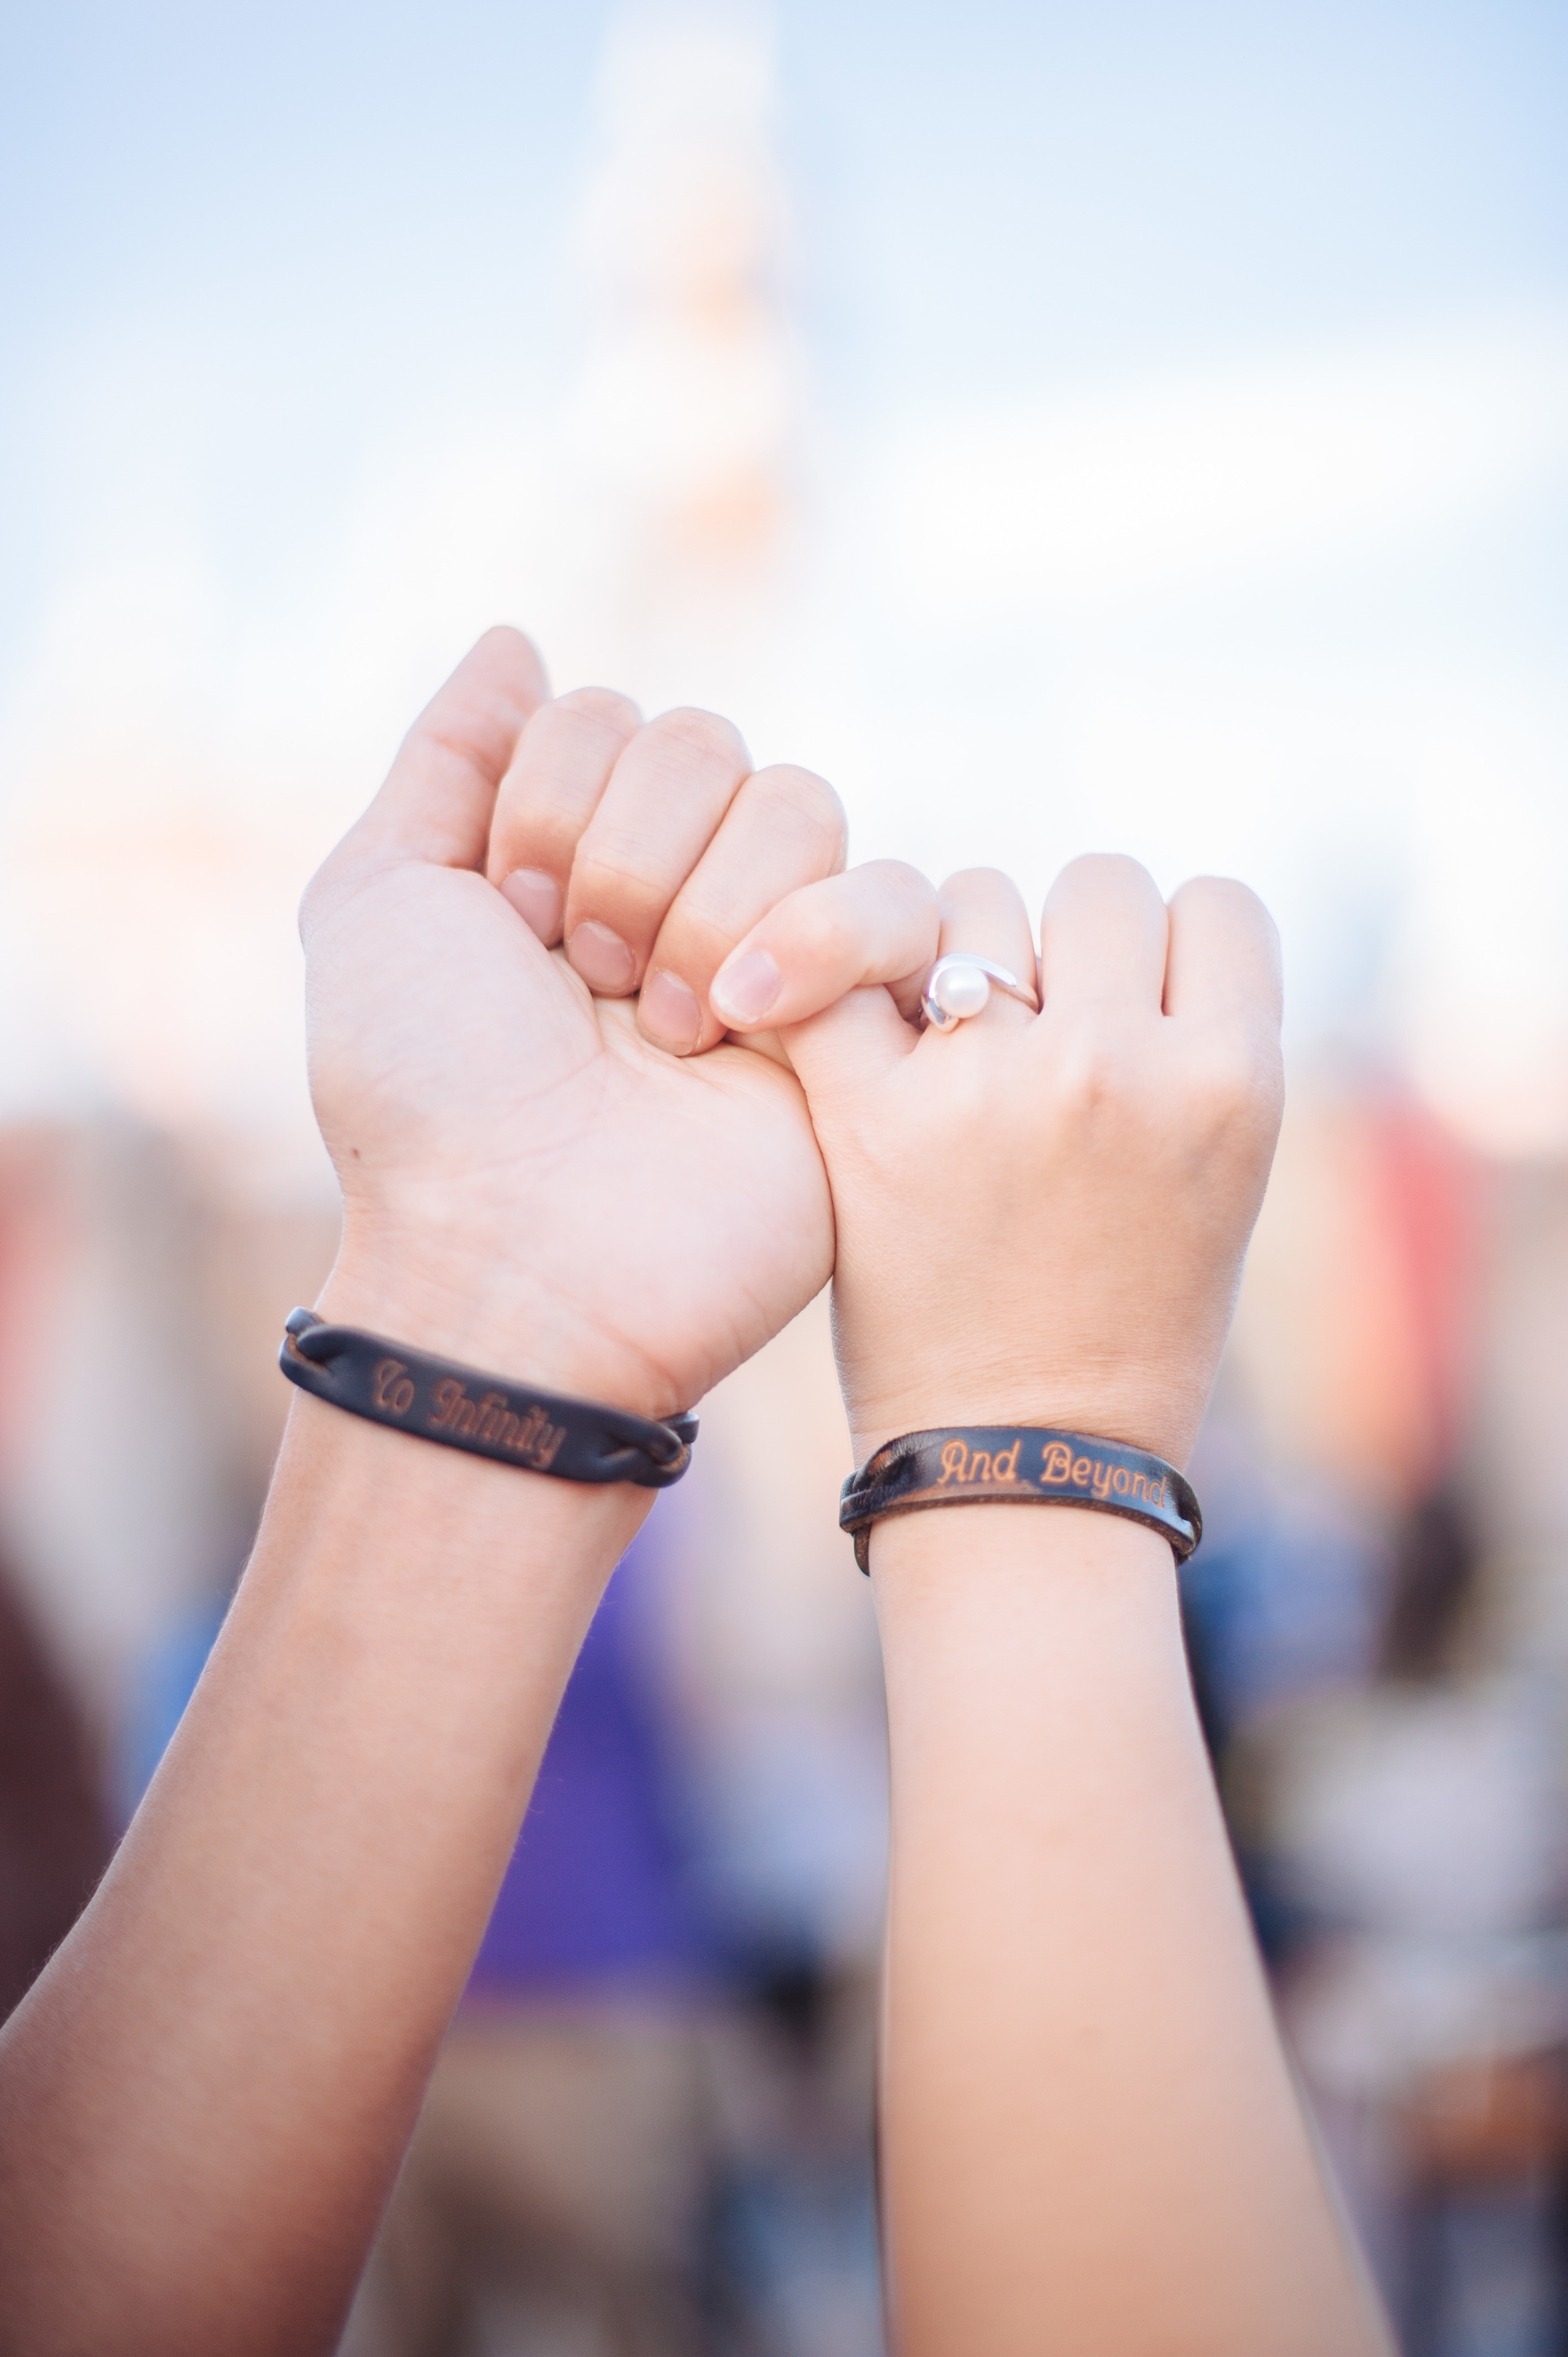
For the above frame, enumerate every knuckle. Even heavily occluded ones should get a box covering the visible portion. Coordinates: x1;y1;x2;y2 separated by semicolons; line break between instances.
869;859;939;924
1063;850;1153;891
1051;1034;1126;1122
751;764;847;860
644;705;747;772
1187;1035;1282;1131
1173;873;1282;957
874;858;932;895
1175;870;1258;910
553;684;641;735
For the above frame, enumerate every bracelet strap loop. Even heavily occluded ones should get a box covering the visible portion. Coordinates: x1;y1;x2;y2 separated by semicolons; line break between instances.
839;1425;1200;1573
279;1309;697;1488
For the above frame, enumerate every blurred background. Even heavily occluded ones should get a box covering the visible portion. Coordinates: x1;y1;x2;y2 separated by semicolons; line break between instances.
1;1;1566;2350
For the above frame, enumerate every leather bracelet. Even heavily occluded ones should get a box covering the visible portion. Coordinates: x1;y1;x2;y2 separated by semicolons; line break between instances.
279;1308;697;1488
839;1425;1200;1573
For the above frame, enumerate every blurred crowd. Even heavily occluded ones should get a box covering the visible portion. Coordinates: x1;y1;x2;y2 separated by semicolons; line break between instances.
4;1055;1568;2355
4;3;1565;2349
1192;1072;1568;2357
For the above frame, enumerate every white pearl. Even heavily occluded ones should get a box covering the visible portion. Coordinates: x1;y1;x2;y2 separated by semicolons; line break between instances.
932;962;990;1019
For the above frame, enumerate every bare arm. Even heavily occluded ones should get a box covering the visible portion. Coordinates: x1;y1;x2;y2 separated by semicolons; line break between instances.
872;1507;1380;2356
0;1376;640;2351
0;631;938;2355
719;855;1392;2355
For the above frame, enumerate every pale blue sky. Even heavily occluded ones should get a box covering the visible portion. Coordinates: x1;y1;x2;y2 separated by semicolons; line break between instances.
4;0;1564;657
1;2;1565;1149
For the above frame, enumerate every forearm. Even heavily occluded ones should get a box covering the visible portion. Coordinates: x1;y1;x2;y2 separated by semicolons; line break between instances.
872;1504;1389;2357
0;1341;644;2354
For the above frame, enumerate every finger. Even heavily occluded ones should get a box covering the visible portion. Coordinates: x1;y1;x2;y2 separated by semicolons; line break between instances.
710;860;939;1041
485;686;642;945
635;765;847;1055
559;708;752;997
928;868;1038;1034
781;980;921;1097
353;627;549;871
1163;876;1284;1045
1037;852;1168;1018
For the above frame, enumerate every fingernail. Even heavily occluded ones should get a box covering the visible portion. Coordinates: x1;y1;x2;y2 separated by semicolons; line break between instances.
711;948;781;1026
568;920;637;994
638;969;702;1055
501;868;563;944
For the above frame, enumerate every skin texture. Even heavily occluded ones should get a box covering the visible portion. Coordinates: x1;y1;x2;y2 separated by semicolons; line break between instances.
0;632;937;2356
711;861;1394;2355
0;630;1387;2355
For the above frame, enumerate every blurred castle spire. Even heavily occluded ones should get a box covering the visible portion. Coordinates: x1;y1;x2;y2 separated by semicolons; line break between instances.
568;3;803;676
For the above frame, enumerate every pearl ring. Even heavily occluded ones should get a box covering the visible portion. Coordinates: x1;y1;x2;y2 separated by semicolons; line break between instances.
920;954;1041;1031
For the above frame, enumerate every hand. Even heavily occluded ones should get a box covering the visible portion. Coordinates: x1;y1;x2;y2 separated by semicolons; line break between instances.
714;855;1284;1467
301;630;937;1420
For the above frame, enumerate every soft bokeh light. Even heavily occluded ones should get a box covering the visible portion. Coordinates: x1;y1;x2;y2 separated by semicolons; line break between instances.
4;9;1568;2348
3;0;1565;1161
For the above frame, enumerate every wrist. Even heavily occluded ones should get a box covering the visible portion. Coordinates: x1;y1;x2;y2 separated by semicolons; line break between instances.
323;1222;679;1424
832;1253;1219;1471
866;1492;1175;1595
277;1287;658;1582
841;1371;1208;1476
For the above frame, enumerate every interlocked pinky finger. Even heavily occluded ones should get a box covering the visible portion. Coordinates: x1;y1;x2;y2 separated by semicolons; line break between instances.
709;862;940;1035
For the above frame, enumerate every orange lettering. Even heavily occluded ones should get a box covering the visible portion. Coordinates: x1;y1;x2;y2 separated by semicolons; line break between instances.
1041;1441;1073;1484
1112;1465;1130;1496
939;1439;971;1484
373;1358;415;1417
430;1376;464;1429
1091;1460;1114;1500
529;1422;566;1471
970;1450;992;1482
474;1390;509;1442
992;1440;1020;1482
1072;1456;1091;1486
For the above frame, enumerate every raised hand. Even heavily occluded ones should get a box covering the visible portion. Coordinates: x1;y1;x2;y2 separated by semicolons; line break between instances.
713;852;1284;1465
709;855;1392;2357
303;628;938;1420
0;632;946;2357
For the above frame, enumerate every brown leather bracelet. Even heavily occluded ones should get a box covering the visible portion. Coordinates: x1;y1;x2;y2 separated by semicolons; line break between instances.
839;1425;1200;1573
279;1309;697;1487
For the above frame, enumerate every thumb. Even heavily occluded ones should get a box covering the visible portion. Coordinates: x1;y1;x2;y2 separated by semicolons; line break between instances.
311;629;550;928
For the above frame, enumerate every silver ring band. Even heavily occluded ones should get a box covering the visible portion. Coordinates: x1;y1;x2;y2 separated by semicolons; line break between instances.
921;954;1041;1031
